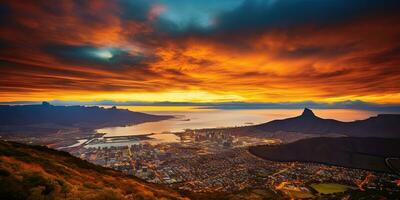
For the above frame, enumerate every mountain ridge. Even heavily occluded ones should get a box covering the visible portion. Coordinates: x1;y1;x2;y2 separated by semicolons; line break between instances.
0;102;173;139
0;102;172;127
248;108;400;138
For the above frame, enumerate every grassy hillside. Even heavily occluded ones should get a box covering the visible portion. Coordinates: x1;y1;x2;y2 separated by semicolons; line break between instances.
0;140;187;200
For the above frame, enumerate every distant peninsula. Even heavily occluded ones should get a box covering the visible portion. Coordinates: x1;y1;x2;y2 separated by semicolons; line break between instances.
0;102;172;128
0;102;173;147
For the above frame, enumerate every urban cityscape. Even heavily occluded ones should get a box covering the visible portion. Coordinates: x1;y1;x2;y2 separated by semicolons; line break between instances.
64;130;400;198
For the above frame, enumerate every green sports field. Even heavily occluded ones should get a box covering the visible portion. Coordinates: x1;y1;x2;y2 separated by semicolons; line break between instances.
311;183;355;194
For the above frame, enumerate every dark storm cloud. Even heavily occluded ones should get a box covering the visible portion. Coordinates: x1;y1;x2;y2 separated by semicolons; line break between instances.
367;45;400;65
119;0;154;21
0;39;10;49
130;0;400;36
0;3;12;27
213;0;400;33
276;43;358;60
44;44;156;69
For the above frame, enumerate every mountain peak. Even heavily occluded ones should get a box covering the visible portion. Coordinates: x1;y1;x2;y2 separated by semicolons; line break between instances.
301;108;316;118
42;101;51;107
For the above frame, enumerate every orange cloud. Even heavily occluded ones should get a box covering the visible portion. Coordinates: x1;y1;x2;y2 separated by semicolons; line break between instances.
0;1;399;103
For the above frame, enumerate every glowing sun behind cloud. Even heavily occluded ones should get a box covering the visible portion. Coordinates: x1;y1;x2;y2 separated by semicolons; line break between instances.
93;49;113;59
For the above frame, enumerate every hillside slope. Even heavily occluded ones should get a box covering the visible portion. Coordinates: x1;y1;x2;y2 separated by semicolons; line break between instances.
0;140;187;200
249;137;400;173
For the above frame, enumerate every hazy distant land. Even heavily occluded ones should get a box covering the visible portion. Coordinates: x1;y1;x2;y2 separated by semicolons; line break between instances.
0;102;173;148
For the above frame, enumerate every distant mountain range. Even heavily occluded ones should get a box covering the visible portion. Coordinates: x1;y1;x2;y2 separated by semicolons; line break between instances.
242;108;400;138
249;137;400;173
0;102;171;128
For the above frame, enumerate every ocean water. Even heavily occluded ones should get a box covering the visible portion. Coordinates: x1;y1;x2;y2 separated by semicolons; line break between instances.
97;107;388;138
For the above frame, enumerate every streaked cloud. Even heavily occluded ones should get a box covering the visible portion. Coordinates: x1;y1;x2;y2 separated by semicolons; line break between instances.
0;0;399;103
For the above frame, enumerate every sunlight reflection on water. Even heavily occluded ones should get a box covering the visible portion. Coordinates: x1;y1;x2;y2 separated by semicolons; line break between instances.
97;106;390;138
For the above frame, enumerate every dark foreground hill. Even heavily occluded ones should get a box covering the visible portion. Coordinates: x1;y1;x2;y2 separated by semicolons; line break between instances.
249;137;400;173
0;102;171;127
243;108;400;138
0;140;187;200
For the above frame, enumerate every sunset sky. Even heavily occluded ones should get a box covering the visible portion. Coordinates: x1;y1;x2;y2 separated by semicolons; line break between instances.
0;0;400;104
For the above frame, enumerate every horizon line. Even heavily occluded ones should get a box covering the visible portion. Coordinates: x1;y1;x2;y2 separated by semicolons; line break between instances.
1;100;400;112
